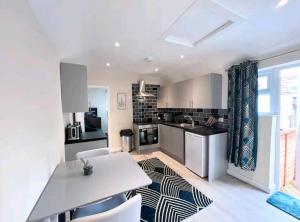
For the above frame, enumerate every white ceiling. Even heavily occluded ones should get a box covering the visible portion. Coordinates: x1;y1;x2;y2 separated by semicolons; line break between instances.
27;0;300;82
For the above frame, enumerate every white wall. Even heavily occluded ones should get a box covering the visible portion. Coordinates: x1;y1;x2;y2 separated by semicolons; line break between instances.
88;87;108;133
259;49;300;70
88;70;161;151
0;1;64;221
227;115;277;193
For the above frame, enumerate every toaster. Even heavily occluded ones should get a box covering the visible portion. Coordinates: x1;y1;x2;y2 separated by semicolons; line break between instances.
66;123;80;141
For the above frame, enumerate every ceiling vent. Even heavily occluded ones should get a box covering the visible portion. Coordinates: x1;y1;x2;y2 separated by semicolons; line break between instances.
159;0;243;47
144;57;155;63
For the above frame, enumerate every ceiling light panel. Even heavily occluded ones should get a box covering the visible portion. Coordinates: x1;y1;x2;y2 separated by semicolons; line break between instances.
277;0;288;8
160;0;243;47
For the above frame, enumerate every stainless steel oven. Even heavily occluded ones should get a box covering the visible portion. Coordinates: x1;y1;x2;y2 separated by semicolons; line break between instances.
133;124;160;151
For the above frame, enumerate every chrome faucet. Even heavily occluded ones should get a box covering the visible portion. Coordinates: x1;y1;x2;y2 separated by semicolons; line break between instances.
183;115;195;128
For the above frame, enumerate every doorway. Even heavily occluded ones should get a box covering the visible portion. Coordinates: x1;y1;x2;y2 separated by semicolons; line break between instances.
85;86;109;134
258;62;300;197
279;66;300;198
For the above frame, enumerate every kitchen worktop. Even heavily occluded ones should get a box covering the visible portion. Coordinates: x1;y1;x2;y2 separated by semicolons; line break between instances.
159;121;227;136
133;121;160;126
65;130;107;144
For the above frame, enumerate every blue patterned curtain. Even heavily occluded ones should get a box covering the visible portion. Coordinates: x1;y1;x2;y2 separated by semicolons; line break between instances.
227;61;258;171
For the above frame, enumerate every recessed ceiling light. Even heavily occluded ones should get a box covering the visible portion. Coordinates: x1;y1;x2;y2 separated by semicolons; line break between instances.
154;68;159;72
114;42;120;47
180;55;185;59
106;63;111;67
277;0;288;8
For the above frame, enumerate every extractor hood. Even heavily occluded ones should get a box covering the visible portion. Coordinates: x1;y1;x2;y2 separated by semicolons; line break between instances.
136;80;155;98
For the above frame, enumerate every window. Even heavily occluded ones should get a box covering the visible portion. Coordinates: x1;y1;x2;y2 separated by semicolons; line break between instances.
257;69;280;114
258;93;270;113
258;75;269;90
258;74;271;113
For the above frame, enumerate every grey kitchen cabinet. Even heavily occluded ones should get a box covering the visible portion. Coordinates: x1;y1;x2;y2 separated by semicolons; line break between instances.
157;73;222;109
60;63;88;113
170;127;185;163
159;124;169;152
158;84;178;108
176;79;194;108
159;124;184;164
192;73;222;109
167;84;178;108
157;86;168;108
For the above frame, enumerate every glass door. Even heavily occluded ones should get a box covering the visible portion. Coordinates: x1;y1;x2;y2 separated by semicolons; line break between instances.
279;65;300;198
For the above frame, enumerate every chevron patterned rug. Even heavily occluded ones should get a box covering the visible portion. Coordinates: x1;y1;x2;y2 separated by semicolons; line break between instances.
126;158;213;222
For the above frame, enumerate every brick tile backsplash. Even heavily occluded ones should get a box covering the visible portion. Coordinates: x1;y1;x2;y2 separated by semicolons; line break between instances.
132;83;159;123
157;108;229;129
132;84;229;128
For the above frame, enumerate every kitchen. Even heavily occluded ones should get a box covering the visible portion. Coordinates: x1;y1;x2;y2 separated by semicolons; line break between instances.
132;74;228;182
4;0;300;221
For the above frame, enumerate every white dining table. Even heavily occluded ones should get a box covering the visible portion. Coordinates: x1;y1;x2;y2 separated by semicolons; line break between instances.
27;152;152;222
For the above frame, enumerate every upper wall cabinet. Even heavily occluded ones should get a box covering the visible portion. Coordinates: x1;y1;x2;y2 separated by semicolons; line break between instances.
176;79;194;108
157;84;178;108
193;73;222;109
157;86;168;108
60;63;88;113
158;73;222;109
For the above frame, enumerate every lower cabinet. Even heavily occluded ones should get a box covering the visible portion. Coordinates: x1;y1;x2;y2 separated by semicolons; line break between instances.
159;124;184;164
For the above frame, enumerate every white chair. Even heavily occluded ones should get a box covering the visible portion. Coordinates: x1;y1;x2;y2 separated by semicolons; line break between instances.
71;194;142;222
76;148;110;160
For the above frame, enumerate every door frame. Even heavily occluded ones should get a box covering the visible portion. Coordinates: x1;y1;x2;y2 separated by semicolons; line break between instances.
88;85;110;147
259;61;300;191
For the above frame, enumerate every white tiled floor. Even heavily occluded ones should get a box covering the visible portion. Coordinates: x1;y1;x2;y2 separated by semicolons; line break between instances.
131;150;298;222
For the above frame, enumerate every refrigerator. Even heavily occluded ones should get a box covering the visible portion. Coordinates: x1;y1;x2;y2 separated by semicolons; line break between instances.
185;132;208;177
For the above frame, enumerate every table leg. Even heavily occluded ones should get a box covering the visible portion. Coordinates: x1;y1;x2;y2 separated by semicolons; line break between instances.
70;210;74;220
58;213;65;222
132;190;137;196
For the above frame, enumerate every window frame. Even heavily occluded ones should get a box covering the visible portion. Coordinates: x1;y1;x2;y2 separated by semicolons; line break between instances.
258;75;270;92
257;69;280;115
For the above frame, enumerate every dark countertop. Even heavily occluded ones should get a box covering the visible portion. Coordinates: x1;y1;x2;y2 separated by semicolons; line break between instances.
158;121;227;136
65;130;108;144
133;121;160;126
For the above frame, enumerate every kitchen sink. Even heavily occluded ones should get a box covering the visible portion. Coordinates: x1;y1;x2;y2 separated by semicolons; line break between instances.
173;123;195;129
167;122;209;130
178;123;192;128
178;124;209;130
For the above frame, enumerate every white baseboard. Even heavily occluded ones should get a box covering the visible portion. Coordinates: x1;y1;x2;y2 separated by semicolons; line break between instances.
227;168;276;194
